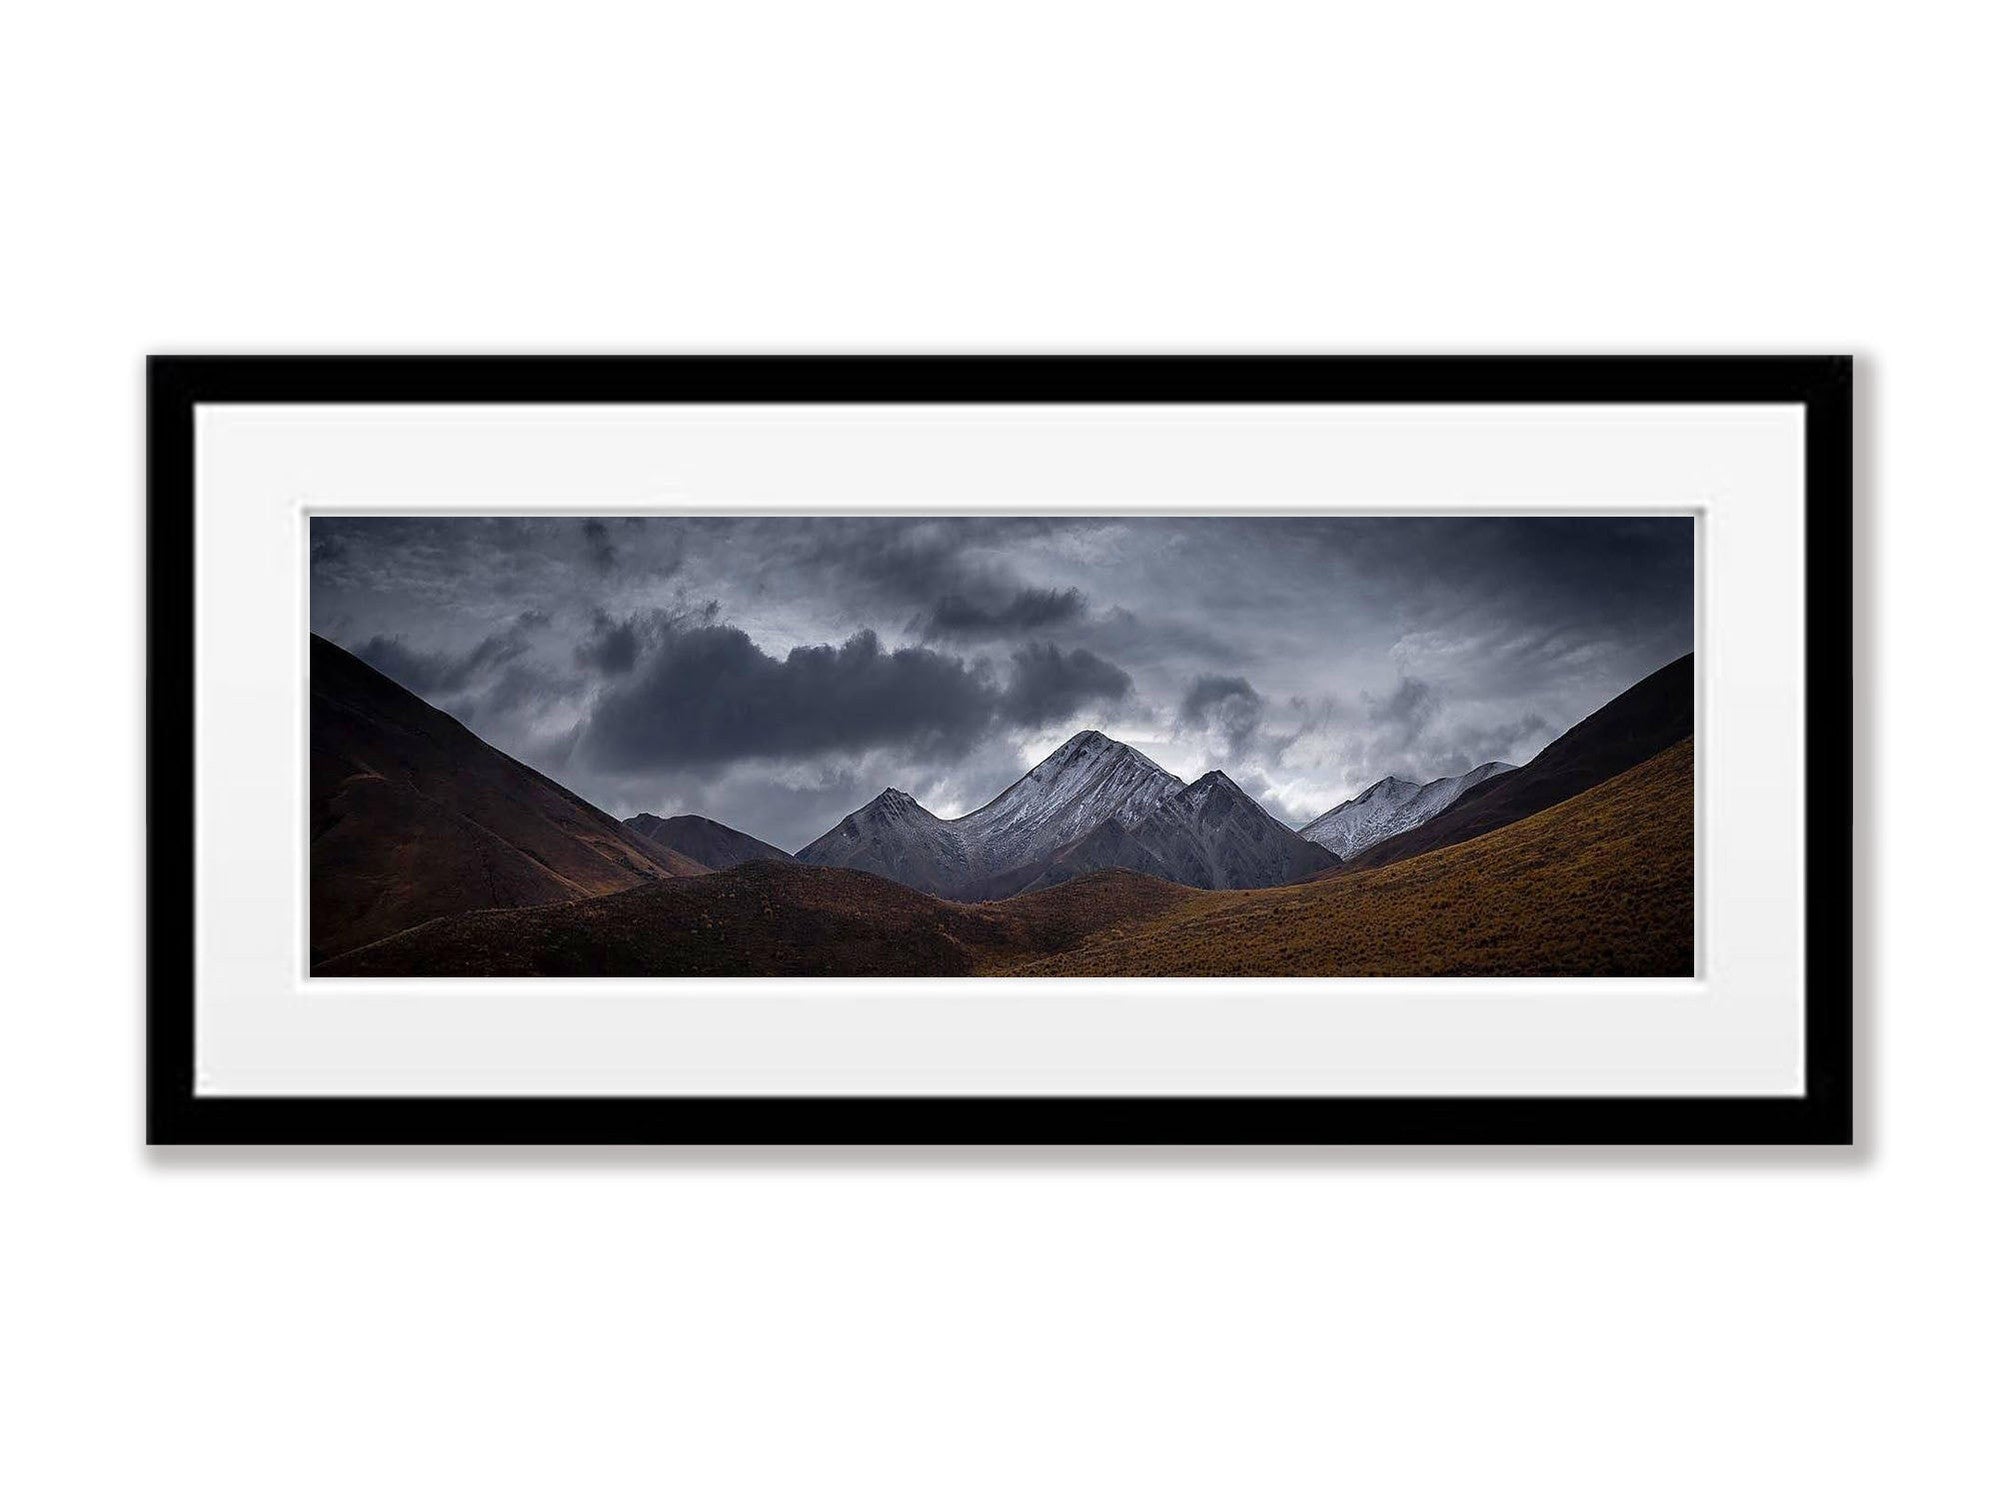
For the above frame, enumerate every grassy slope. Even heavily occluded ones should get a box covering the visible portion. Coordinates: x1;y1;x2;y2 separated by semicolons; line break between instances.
322;739;1693;979
1343;652;1693;872
310;634;707;963
999;737;1694;978
318;862;1203;977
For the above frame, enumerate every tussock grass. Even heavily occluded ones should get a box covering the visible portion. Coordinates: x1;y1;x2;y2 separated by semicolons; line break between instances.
323;740;1692;979
995;738;1694;978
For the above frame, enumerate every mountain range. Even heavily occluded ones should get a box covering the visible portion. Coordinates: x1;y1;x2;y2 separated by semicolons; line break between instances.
308;631;1696;977
323;736;1694;979
794;730;1339;898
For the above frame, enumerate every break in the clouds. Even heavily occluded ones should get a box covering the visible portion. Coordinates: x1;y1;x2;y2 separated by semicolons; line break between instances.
310;515;1694;850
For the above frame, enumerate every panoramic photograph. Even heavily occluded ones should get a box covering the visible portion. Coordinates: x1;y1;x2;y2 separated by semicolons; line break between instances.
308;515;1695;978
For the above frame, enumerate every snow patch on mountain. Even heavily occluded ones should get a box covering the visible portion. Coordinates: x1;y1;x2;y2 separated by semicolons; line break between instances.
954;729;1185;872
1298;761;1513;859
797;730;1336;896
1128;771;1339;889
795;785;978;893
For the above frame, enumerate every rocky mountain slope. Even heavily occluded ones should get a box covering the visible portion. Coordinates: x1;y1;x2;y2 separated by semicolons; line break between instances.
798;730;1334;897
309;634;706;967
968;818;1181;900
1125;772;1339;889
625;812;793;871
1299;760;1512;859
795;786;979;894
952;730;1185;870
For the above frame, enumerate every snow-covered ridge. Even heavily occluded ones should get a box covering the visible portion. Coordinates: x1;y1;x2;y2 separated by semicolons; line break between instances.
802;732;1516;892
1298;761;1513;859
953;729;1185;872
796;729;1337;894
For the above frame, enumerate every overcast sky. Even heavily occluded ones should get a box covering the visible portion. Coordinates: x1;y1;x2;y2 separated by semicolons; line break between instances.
311;515;1693;851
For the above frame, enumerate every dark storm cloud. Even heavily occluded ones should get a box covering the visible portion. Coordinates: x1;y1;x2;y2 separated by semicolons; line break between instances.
1001;644;1133;727
1342;676;1551;776
581;519;618;573
312;513;1695;842
1364;677;1440;752
1440;710;1556;769
1179;674;1265;756
355;613;545;697
699;519;1017;623
1275;516;1688;612
1272;678;1559;792
923;586;1088;639
715;517;1085;638
580;625;992;770
574;609;645;676
577;622;1137;771
480;662;563;718
309;517;684;612
796;519;1063;602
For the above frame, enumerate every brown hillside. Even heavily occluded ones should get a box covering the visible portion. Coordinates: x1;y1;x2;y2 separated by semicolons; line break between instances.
1346;652;1693;871
310;634;707;965
625;812;794;870
319;861;1203;978
1004;737;1694;978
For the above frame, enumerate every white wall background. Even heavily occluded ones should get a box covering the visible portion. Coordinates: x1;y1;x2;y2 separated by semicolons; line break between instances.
1;3;1985;1494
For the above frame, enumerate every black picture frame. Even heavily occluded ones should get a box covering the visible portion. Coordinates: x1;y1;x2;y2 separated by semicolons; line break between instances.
148;355;1853;1146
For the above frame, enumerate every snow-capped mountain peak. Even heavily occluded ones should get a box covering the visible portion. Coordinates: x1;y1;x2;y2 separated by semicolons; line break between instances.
1355;775;1419;804
955;731;1185;872
798;730;1337;896
796;783;971;891
800;729;1185;891
1055;728;1112;755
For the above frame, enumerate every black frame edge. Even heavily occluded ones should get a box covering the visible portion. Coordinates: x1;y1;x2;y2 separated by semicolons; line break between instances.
147;357;199;1145
1801;356;1856;1144
146;355;1855;1147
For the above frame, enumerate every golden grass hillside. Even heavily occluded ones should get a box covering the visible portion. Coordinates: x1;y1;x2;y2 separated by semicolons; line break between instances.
996;737;1694;978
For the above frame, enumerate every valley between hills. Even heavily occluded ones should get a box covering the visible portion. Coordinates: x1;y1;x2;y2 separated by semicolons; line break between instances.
309;634;1695;979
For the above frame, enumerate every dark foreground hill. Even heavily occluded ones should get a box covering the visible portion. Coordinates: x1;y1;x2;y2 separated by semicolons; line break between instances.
318;861;1203;978
1006;737;1694;978
625;812;794;871
1344;652;1694;871
310;634;707;966
321;738;1689;978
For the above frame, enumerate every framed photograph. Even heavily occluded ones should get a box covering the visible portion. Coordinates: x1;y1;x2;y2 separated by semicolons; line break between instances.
148;356;1852;1144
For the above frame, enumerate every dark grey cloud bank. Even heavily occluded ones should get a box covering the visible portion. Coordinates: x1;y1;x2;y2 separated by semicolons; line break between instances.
311;516;1693;850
